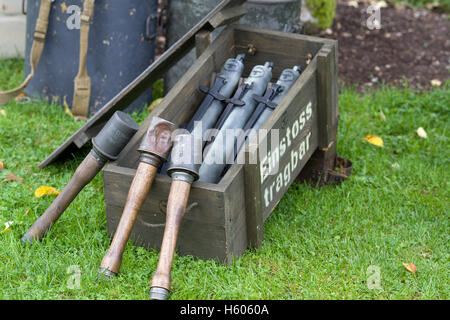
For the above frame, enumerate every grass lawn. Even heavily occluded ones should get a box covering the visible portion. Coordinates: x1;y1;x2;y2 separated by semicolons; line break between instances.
0;59;448;299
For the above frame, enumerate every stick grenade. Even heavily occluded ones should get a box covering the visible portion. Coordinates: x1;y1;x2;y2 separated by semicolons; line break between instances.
233;66;303;160
98;117;176;278
199;62;274;183
159;54;245;175
22;111;139;243
150;133;202;300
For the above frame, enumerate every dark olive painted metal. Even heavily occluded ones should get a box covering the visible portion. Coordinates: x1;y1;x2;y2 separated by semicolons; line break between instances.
166;134;202;181
92;111;140;160
22;112;138;243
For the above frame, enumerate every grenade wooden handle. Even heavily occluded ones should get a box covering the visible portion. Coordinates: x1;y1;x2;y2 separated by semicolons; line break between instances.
22;152;105;243
150;179;192;299
99;162;158;277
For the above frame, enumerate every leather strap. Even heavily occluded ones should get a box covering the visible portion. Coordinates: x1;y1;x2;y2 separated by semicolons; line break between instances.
0;0;53;105
72;0;95;119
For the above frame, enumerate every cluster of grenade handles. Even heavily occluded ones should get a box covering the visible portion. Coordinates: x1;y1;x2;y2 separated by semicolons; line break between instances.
22;55;304;299
22;111;199;300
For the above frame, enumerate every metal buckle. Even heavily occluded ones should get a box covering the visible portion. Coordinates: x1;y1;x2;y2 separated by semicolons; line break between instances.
33;30;46;41
80;14;91;24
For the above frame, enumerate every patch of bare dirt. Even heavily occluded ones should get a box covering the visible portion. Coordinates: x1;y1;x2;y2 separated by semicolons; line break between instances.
315;1;450;90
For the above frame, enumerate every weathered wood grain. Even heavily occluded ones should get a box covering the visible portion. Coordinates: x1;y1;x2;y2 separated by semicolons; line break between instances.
208;6;247;29
243;149;264;249
100;162;157;275
316;43;338;149
151;179;192;291
223;164;248;262
232;25;328;78
103;165;225;226
195;30;212;58
105;203;228;262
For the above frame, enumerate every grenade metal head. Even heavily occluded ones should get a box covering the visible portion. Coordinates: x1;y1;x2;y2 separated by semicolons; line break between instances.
137;117;176;166
92;111;139;161
167;133;202;182
244;61;274;94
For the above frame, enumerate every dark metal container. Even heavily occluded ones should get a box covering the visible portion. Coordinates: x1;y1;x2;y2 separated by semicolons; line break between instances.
164;0;301;91
24;0;158;115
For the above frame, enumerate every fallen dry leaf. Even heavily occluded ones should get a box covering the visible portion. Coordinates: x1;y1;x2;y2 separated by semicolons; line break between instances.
148;98;163;112
2;173;23;183
0;109;6;116
0;161;3;170
342;32;352;38
15;92;29;103
24;209;30;216
34;186;60;198
430;79;442;87
0;221;14;234
364;134;384;147
60;2;68;13
63;96;74;118
375;1;388;9
379;108;386;121
403;262;417;274
417;127;427;139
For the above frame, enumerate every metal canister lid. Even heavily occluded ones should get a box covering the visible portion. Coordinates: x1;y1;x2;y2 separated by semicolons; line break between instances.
92;111;139;161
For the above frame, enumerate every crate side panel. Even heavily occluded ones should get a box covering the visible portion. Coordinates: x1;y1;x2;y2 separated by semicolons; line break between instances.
103;166;226;226
257;65;319;221
105;203;228;262
103;166;228;261
223;165;248;263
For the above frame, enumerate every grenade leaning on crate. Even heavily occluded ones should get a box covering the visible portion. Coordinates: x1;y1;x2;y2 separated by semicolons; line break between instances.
22;112;138;243
150;133;202;300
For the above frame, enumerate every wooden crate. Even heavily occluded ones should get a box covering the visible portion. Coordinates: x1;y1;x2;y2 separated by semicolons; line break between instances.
102;24;338;264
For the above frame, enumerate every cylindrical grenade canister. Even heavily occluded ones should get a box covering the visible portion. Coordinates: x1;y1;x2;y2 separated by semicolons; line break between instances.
198;62;273;183
22;111;139;243
190;54;245;141
92;111;139;161
252;66;302;131
167;134;202;182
